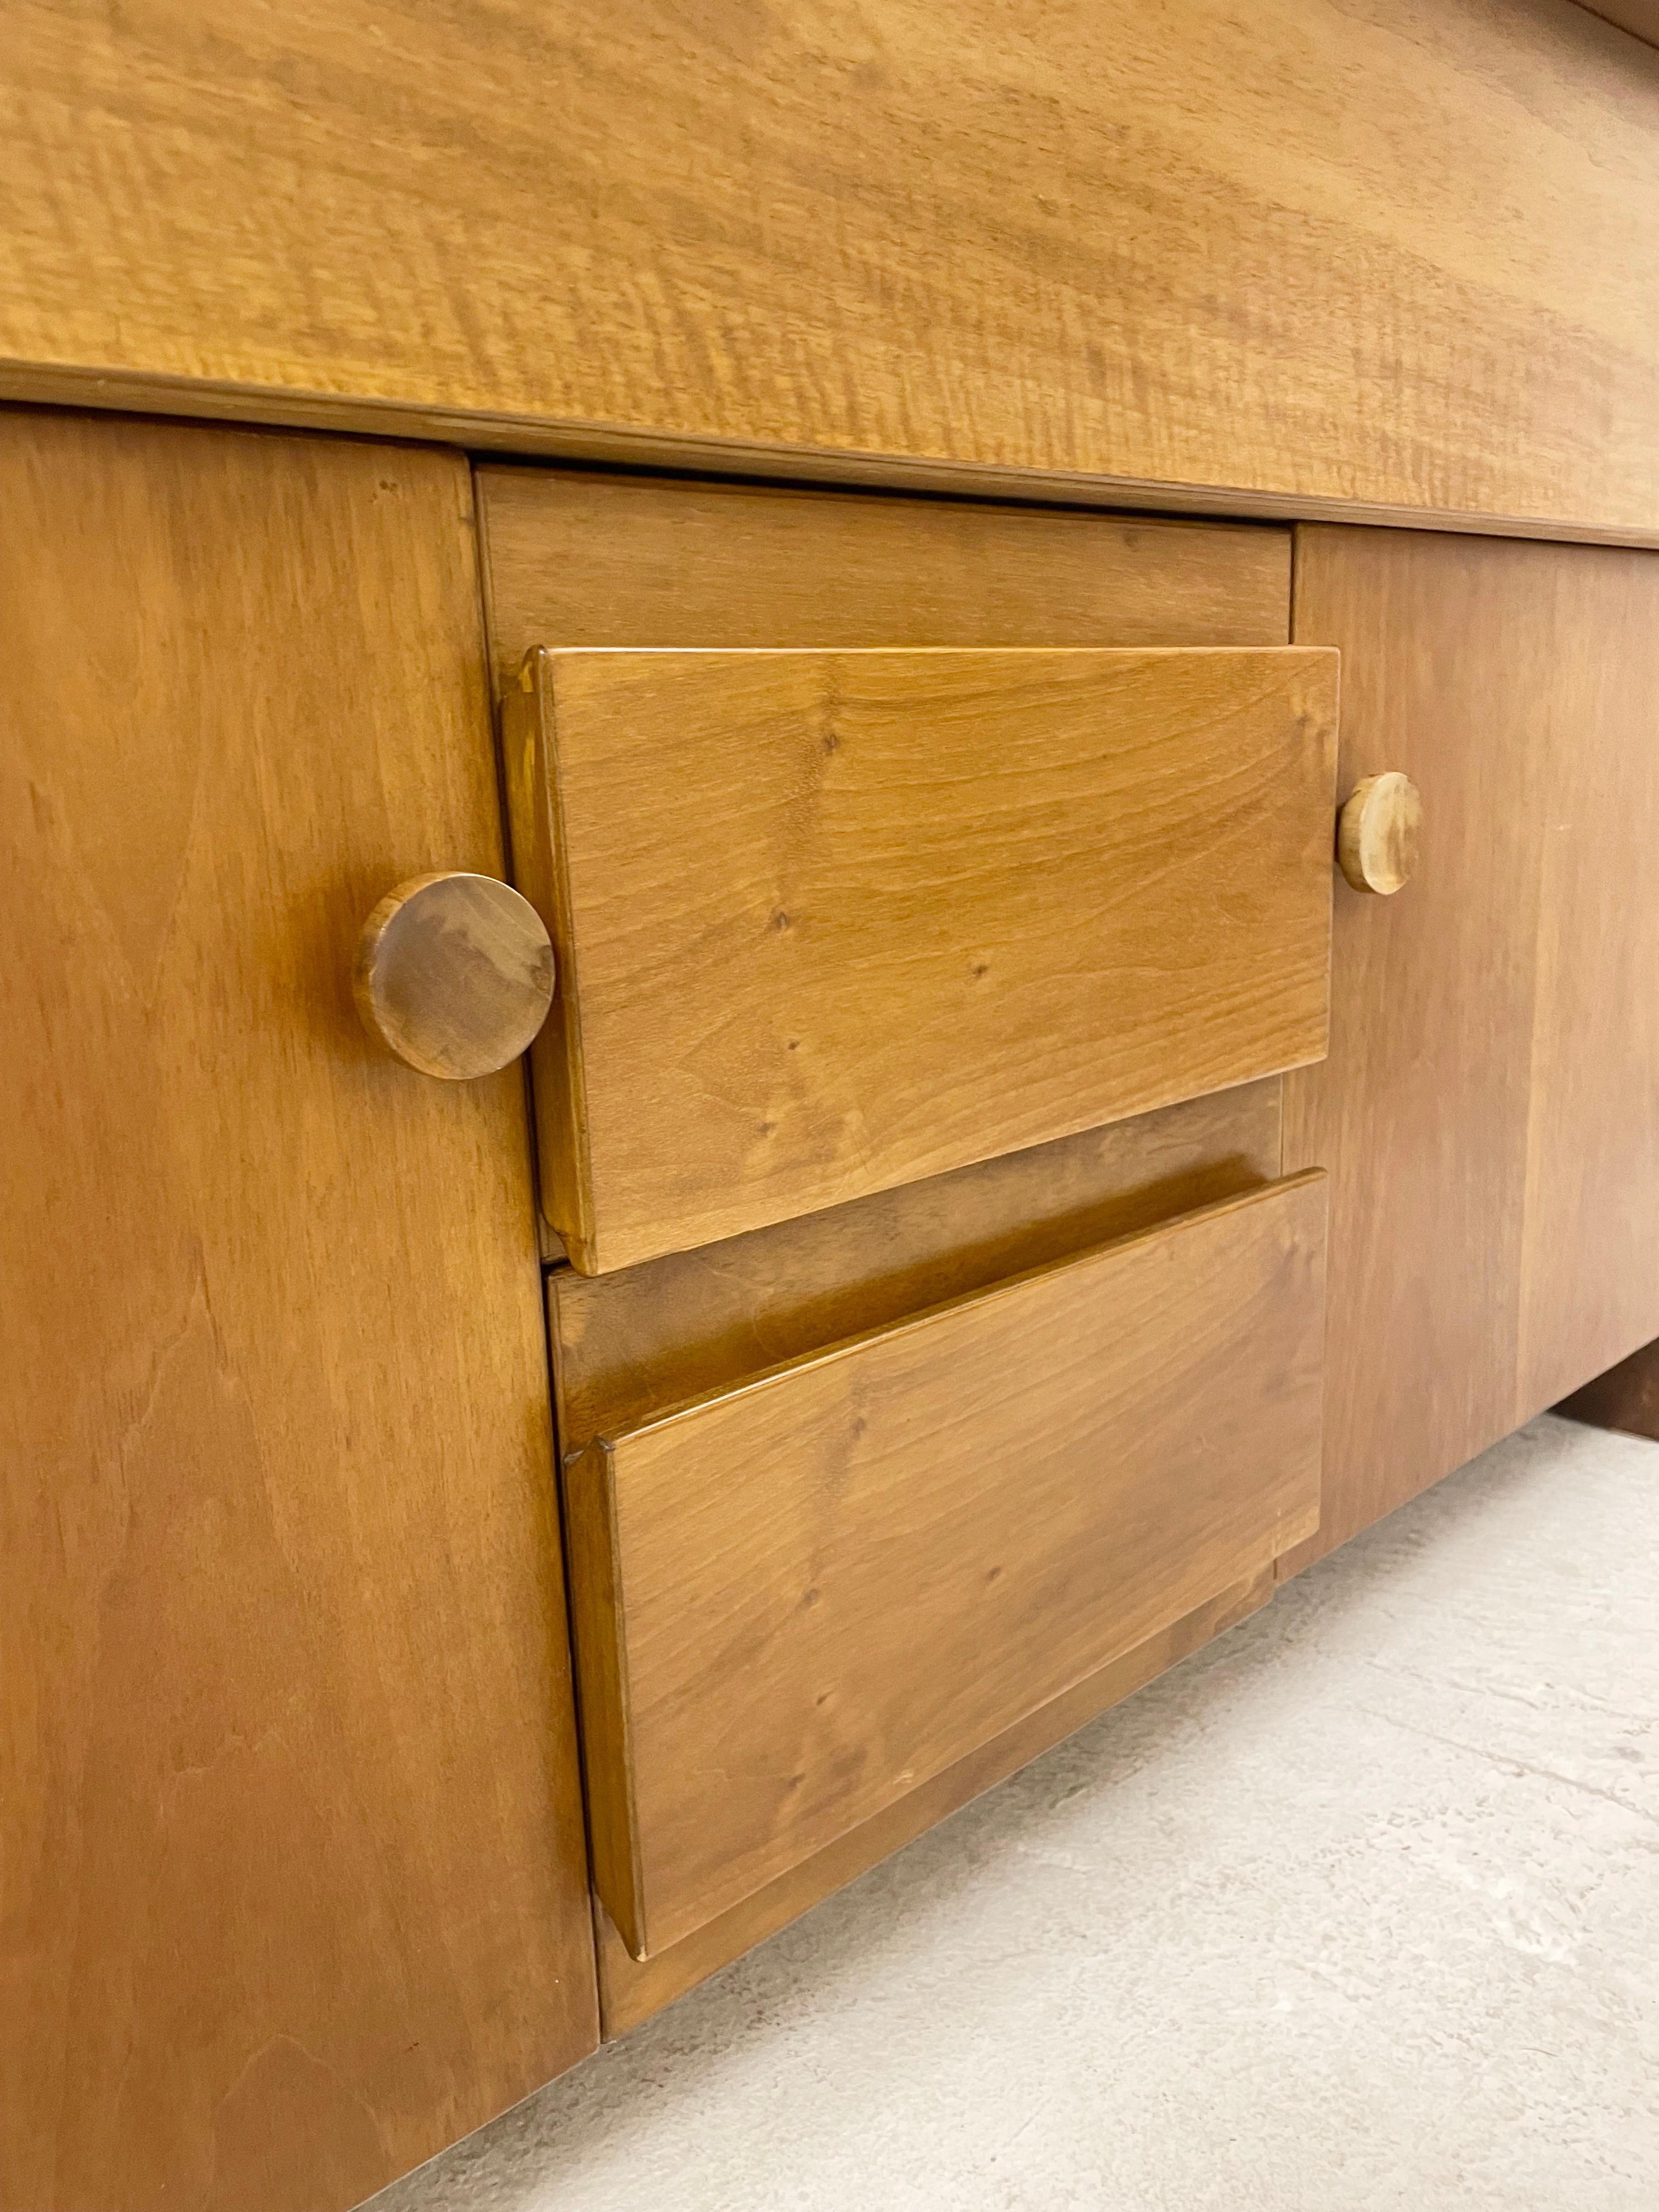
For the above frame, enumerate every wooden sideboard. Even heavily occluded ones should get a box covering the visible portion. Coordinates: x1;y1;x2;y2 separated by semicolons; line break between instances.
7;4;1659;2208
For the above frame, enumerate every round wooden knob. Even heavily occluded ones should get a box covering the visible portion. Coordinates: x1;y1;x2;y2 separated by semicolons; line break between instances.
353;872;555;1079
1336;771;1423;895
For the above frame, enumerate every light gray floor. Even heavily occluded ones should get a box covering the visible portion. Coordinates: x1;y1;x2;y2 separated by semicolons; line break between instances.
371;1414;1659;2211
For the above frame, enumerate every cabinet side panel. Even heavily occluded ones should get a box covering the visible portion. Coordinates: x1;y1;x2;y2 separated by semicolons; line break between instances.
1517;548;1659;1409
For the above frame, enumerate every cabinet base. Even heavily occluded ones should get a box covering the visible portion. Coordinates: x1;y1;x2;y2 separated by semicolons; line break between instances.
1555;1340;1659;1440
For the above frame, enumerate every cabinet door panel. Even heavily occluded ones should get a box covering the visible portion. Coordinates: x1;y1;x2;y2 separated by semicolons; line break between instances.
1282;527;1659;1563
0;413;596;2212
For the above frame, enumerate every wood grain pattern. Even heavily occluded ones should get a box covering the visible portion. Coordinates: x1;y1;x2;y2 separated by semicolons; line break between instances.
492;469;1293;1289
5;3;1659;539
550;1083;1284;1454
478;469;1294;680
507;645;1337;1272
552;1073;1284;2029
9;0;1659;537
595;1566;1276;2035
566;1175;1327;1956
1282;527;1659;1569
0;413;596;2212
499;439;1307;2012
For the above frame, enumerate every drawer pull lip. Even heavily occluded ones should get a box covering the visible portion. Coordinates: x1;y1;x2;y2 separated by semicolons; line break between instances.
1337;771;1422;895
353;870;556;1079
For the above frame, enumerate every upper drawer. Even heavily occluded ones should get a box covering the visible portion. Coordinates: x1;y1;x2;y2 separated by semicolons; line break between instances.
505;642;1338;1272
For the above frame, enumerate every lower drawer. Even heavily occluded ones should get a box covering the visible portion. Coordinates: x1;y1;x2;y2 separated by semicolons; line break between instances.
565;1171;1327;1958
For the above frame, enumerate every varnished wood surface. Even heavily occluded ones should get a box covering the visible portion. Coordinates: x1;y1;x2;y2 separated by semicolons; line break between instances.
550;1084;1284;1453
509;645;1336;1272
1514;549;1659;1414
478;469;1293;680
596;1567;1275;2035
493;472;1292;1280
6;4;1659;540
0;414;597;2212
554;1079;1283;2025
1282;528;1659;1568
566;1175;1326;1956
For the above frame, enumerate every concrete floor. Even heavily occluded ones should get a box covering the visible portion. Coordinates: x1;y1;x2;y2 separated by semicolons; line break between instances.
370;1414;1659;2211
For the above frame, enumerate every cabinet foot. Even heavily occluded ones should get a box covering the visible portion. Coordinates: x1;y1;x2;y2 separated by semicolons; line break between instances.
1555;1341;1659;1440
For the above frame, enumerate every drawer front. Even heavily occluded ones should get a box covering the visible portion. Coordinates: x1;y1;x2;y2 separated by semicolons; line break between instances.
507;645;1338;1272
565;1171;1327;1957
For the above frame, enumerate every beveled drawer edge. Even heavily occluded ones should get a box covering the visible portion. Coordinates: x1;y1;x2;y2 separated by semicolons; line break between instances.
580;1167;1328;1455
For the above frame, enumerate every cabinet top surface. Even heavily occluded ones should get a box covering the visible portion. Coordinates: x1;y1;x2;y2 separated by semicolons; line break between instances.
5;0;1659;541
